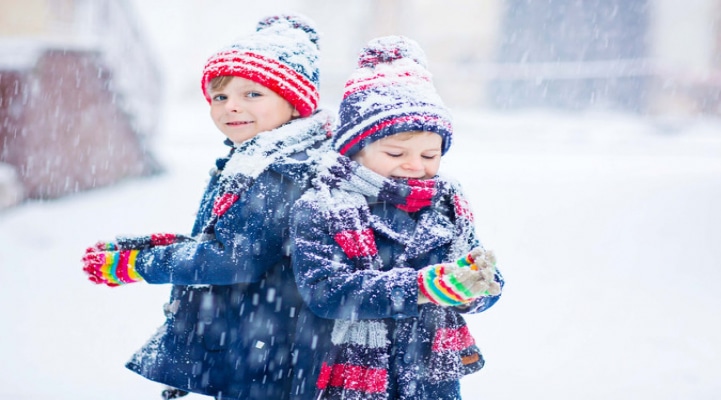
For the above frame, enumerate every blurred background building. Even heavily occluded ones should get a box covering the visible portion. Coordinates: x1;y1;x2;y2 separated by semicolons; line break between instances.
305;0;721;115
1;0;720;207
0;0;161;207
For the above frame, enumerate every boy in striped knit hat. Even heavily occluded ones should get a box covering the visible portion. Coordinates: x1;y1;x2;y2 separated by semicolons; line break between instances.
82;14;332;399
289;36;504;400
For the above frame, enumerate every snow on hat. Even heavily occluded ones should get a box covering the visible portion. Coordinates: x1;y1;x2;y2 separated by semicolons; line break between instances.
201;13;320;117
332;35;453;157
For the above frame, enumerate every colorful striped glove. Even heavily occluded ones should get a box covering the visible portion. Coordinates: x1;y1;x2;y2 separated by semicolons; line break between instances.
82;249;143;287
81;233;192;287
418;247;501;306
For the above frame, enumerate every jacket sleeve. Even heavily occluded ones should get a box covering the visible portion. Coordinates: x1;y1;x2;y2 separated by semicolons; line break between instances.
290;198;421;321
134;171;303;285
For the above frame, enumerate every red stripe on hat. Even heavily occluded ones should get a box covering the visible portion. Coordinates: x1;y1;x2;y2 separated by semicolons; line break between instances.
203;51;317;100
431;326;476;352
339;116;413;155
339;114;449;155
316;362;387;393
202;51;318;117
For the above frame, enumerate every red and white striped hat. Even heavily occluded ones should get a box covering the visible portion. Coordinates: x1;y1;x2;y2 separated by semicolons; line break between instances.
201;14;320;117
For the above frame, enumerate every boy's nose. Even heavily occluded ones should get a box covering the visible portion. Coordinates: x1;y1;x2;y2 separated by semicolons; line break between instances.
403;158;423;171
226;99;242;112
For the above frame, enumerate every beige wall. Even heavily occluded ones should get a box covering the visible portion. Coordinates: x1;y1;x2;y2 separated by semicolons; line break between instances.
648;0;721;114
403;0;503;107
651;0;720;69
0;0;79;37
300;0;503;107
8;0;714;114
0;0;48;35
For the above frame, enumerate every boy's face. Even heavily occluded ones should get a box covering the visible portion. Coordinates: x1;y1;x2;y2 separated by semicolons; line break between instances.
351;131;443;180
208;76;299;144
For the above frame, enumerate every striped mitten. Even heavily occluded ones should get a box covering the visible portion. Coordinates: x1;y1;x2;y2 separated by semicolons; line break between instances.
82;233;194;287
82;249;144;287
418;248;500;306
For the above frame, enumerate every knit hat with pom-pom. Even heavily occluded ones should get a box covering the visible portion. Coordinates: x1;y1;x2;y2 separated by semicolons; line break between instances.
332;35;452;157
201;13;320;117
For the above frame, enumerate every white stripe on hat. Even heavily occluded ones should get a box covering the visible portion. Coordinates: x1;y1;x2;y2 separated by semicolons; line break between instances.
336;104;451;151
208;52;318;109
344;73;430;96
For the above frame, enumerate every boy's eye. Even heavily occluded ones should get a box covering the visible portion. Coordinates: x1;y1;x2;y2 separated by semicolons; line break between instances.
211;94;227;102
385;152;402;158
246;91;262;98
422;154;438;160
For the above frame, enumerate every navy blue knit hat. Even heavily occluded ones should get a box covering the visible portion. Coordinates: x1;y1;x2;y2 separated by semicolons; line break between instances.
332;35;452;157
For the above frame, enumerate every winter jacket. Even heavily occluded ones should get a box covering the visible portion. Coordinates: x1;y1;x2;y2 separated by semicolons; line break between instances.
288;181;503;400
126;113;331;399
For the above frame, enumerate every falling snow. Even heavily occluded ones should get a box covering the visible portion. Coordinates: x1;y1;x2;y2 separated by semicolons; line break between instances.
2;1;721;399
1;99;721;399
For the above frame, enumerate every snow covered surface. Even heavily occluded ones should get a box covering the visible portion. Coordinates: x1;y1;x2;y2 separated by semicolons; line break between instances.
2;1;721;398
2;98;720;399
0;39;49;69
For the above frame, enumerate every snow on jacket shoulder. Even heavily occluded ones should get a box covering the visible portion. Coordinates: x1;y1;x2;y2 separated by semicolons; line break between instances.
134;166;303;285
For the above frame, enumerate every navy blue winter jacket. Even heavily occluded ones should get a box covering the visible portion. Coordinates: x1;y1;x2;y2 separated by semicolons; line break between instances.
126;140;324;399
289;194;503;400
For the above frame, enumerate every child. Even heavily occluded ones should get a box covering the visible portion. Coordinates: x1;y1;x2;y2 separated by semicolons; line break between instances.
82;14;332;399
289;36;504;400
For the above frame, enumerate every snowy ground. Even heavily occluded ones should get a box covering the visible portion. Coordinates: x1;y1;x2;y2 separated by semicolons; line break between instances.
1;97;720;399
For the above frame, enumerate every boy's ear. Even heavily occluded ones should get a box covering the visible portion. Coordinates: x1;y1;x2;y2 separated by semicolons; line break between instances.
292;108;301;117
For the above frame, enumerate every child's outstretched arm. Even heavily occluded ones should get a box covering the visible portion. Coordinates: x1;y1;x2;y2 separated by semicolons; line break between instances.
82;233;193;286
82;172;296;287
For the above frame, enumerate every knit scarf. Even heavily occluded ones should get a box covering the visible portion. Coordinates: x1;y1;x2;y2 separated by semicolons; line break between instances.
311;153;484;400
200;110;332;238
